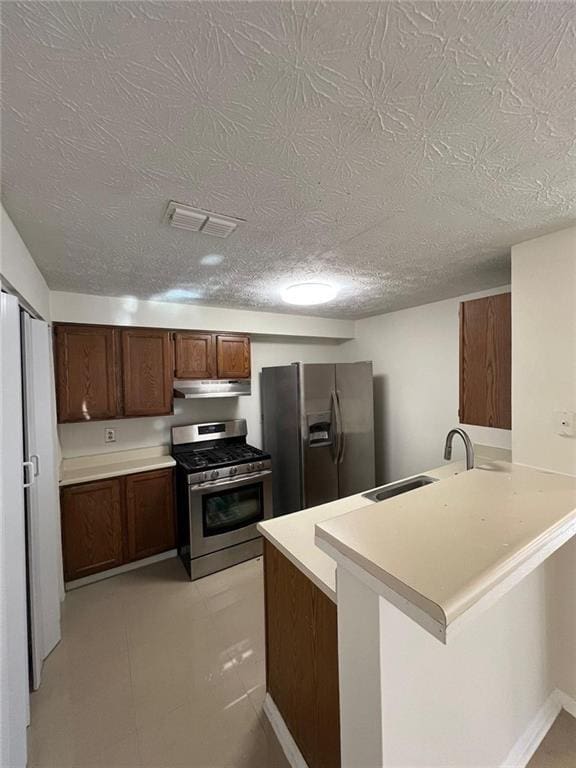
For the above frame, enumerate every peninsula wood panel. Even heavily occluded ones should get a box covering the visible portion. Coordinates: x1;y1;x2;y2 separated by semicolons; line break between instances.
125;469;175;561
121;329;173;417
61;478;123;580
174;332;215;379
460;293;511;429
54;324;120;422
264;539;340;768
216;334;251;379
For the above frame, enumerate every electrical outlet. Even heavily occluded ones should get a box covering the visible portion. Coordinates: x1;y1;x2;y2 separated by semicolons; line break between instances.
104;428;116;443
554;411;575;437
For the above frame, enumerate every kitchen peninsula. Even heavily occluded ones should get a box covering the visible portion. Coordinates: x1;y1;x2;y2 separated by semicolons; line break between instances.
259;458;576;768
258;459;464;768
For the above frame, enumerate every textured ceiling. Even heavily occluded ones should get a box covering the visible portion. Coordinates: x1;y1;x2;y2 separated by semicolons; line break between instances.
2;1;575;318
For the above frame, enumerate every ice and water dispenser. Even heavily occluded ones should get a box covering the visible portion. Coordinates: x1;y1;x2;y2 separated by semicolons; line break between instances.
306;412;333;447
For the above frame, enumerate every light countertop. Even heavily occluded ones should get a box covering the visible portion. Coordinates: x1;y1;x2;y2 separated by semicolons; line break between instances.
258;461;465;603
315;462;576;641
59;446;176;486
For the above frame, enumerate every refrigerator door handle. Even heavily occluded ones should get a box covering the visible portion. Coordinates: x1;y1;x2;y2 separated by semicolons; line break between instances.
23;460;36;488
336;391;346;464
331;390;344;465
30;453;40;477
335;390;346;464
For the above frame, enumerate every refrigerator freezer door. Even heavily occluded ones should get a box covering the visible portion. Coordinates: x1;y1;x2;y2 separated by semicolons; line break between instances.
300;364;339;509
261;365;302;517
335;362;375;498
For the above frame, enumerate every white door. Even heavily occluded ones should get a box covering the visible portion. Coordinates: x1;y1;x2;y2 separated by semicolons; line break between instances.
21;313;62;689
0;292;29;767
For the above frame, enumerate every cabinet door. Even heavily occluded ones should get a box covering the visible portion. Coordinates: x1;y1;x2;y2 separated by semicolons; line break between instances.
121;329;173;417
174;332;215;379
54;325;120;422
61;479;123;581
460;293;511;429
125;469;175;561
216;334;251;379
264;540;340;768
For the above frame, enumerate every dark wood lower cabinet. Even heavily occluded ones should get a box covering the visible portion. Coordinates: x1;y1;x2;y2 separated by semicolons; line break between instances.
61;469;175;582
61;478;124;581
125;469;175;561
264;539;340;768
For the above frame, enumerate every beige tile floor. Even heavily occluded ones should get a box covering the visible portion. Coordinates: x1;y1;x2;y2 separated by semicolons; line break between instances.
28;556;289;768
527;711;576;768
28;555;575;768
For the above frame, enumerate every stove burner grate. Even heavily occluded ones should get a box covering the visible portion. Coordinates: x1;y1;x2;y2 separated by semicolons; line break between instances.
175;443;266;471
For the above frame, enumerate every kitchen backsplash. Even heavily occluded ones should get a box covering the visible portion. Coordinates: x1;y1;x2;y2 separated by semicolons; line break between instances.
58;398;254;458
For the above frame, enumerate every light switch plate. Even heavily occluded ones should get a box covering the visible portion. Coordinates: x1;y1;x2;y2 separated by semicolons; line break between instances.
104;428;116;443
554;411;575;437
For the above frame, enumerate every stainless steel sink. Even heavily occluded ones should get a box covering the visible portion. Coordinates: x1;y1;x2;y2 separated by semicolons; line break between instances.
362;475;438;502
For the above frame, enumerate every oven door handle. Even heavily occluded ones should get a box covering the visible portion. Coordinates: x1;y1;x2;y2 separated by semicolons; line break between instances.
188;469;272;493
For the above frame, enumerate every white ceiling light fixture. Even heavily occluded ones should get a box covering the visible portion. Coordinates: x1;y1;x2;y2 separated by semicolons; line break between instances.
281;282;338;306
165;201;243;238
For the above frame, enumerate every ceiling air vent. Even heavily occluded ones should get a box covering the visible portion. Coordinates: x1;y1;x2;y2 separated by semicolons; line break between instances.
201;215;238;238
165;201;242;238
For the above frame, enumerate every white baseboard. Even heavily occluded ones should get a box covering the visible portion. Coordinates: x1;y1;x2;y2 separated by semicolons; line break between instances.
501;688;575;768
263;693;308;768
264;688;575;768
65;550;177;590
557;689;576;719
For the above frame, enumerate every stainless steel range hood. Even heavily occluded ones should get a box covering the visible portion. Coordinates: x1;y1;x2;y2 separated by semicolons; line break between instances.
174;379;251;399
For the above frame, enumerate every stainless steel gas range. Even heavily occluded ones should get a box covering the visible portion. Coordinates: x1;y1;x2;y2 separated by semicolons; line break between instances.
172;420;273;580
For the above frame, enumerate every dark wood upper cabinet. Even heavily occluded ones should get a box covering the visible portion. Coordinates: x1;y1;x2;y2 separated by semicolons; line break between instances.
174;332;215;379
54;324;251;422
125;469;175;561
459;293;511;429
54;325;120;422
216;334;251;379
61;478;124;581
121;329;173;417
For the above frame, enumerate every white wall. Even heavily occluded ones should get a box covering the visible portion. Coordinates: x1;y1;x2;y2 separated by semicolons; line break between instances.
1;205;50;320
58;336;346;457
49;291;354;340
511;225;576;702
345;287;512;483
511;226;576;476
337;564;553;768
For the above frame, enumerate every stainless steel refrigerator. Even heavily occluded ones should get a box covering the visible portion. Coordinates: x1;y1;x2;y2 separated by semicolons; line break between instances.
261;361;375;516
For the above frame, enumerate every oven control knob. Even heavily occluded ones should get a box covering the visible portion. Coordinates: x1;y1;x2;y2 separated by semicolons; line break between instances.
210;470;219;480
257;461;263;470
229;466;238;476
247;463;254;472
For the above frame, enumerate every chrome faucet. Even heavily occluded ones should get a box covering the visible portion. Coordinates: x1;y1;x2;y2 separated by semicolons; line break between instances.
444;428;475;470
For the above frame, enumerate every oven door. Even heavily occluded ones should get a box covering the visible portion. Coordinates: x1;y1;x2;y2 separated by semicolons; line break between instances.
188;470;273;559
